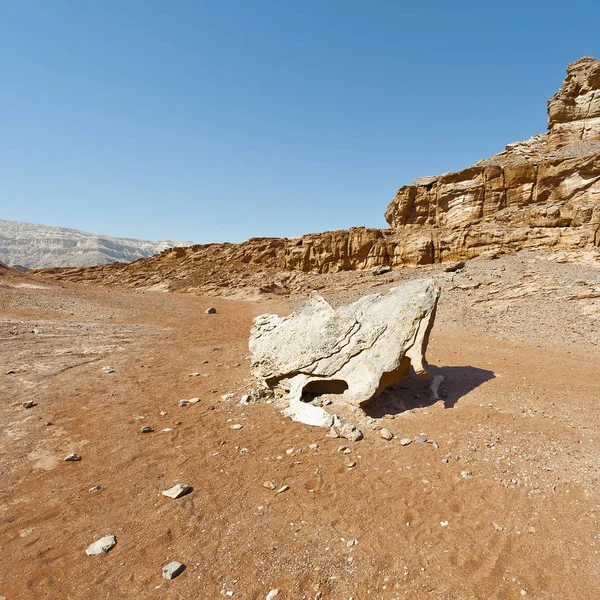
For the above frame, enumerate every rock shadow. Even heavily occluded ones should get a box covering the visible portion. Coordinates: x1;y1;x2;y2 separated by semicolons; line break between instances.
363;364;495;418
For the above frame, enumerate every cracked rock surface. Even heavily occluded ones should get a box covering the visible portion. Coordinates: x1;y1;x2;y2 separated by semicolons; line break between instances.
249;278;440;417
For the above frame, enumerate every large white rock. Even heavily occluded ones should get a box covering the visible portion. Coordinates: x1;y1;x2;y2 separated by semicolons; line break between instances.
249;278;440;415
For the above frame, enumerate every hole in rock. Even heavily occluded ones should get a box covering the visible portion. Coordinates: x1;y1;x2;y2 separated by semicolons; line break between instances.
301;379;349;402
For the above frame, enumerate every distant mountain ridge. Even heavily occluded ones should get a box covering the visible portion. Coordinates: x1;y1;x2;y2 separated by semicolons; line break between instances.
0;219;194;269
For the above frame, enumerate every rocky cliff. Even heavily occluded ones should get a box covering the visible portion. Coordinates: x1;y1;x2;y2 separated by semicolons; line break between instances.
384;57;600;263
39;57;600;290
0;219;193;269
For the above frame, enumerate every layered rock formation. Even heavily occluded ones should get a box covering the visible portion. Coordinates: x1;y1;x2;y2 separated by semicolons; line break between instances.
39;57;600;290
384;57;600;263
0;219;193;269
250;279;440;420
548;57;600;150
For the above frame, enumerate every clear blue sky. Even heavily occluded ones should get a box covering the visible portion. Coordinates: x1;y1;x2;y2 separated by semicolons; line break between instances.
2;1;599;243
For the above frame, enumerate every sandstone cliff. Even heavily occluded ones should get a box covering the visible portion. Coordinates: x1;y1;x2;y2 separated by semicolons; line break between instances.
39;57;600;290
384;57;600;263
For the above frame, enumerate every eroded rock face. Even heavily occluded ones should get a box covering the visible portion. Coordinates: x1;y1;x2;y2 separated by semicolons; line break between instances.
548;57;600;150
384;57;600;261
249;279;440;419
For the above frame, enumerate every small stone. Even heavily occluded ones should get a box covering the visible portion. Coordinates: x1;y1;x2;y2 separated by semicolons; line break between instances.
188;397;200;404
205;307;217;314
86;534;116;556
263;481;276;490
160;411;168;416
346;461;357;468
339;424;363;442
276;485;290;493
230;424;243;430
162;561;185;580
162;483;191;499
161;428;173;433
380;428;393;441
440;521;449;527
460;471;473;480
441;457;449;463
329;426;339;439
309;443;319;450
101;366;115;374
286;448;294;455
444;261;466;272
266;591;280;600
89;485;102;493
22;401;36;409
178;399;190;407
400;438;412;446
64;453;82;462
492;522;503;531
414;435;427;443
189;372;200;377
371;264;392;275
343;448;352;455
140;426;154;433
240;394;251;404
346;539;358;547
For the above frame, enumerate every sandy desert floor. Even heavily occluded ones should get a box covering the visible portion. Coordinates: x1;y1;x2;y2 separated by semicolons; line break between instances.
1;253;600;599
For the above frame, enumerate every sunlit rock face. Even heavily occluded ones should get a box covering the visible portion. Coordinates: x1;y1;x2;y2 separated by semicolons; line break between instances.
384;57;600;262
548;57;600;150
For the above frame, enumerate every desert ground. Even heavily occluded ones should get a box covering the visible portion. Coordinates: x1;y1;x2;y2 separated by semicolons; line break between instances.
2;251;600;599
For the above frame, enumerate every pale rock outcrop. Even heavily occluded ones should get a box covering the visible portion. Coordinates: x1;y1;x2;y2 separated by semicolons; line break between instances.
249;279;440;423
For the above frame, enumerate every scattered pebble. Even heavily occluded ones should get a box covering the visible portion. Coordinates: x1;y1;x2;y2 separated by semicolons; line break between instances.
64;453;82;462
162;483;191;499
276;485;290;493
161;428;173;433
308;443;319;450
263;481;276;490
86;534;116;556
89;485;102;493
240;394;251;404
346;539;358;547
380;428;393;441
440;521;449;527
266;590;280;600
461;471;473;480
162;561;186;580
400;438;412;446
230;424;243;430
346;461;357;468
189;372;200;377
178;400;190;407
492;522;504;531
205;307;217;314
160;411;168;416
101;366;115;374
22;401;36;409
140;426;154;433
339;424;363;442
414;435;427;443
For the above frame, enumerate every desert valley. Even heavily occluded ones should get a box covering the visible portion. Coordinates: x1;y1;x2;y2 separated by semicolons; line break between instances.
2;57;600;600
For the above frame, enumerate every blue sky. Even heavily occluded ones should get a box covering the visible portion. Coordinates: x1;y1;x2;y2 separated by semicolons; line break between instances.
1;1;599;243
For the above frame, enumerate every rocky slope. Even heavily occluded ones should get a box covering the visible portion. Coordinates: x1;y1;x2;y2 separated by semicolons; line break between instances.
39;57;600;291
0;219;193;269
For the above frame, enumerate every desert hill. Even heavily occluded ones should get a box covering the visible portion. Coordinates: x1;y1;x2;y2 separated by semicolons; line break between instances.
0;218;193;269
39;57;600;296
